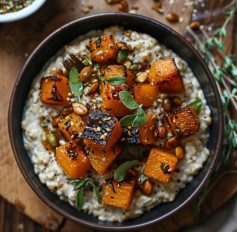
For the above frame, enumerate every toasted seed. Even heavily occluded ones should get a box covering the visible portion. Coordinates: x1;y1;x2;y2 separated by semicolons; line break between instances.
123;60;132;69
154;126;167;139
105;0;121;3
118;0;128;12
140;179;153;195
170;96;182;106
189;21;200;29
165;137;179;149
166;12;179;22
72;103;88;115
61;107;73;116
175;146;184;160
88;82;99;95
116;42;128;50
52;116;63;127
163;98;171;111
136;72;148;83
80;66;92;82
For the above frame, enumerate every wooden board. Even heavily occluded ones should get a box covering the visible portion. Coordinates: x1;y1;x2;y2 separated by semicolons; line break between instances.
0;0;236;231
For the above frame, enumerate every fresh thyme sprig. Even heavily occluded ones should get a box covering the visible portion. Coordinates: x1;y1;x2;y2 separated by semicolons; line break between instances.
67;177;102;210
186;2;237;215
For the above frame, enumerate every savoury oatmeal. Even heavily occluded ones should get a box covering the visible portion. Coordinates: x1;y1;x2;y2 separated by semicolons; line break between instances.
22;26;211;222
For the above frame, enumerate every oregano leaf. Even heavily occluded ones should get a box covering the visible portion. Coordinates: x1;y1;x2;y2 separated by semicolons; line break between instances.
76;188;84;210
119;91;139;109
69;67;80;84
119;114;137;127
105;76;127;86
114;160;139;182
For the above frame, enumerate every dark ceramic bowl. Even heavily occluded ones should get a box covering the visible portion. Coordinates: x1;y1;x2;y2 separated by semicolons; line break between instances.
8;13;223;230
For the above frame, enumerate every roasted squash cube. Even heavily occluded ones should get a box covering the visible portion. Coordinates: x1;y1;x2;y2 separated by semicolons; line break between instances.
102;179;135;209
82;109;123;151
40;75;71;106
58;113;85;141
134;83;158;107
56;143;90;179
101;82;131;117
139;114;156;145
144;148;178;183
168;106;200;137
100;64;135;87
148;59;185;94
89;34;117;63
89;145;122;175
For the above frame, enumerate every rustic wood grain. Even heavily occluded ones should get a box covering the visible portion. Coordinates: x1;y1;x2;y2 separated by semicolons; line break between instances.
0;0;236;231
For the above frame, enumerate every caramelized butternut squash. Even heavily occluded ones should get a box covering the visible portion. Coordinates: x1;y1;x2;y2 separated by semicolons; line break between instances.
56;143;90;179
144;148;178;183
139;114;156;145
100;64;135;87
148;59;185;94
101;82;131;117
133;83;158;107
102;179;135;209
89;145;122;175
89;34;117;63
82;109;123;151
40;75;71;106
168;106;200;137
58;113;85;141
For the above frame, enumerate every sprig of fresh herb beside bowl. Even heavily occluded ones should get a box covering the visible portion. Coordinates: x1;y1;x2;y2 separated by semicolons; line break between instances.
119;91;147;127
67;177;102;210
186;2;237;214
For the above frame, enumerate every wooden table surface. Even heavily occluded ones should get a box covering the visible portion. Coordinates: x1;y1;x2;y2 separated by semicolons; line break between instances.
0;0;237;231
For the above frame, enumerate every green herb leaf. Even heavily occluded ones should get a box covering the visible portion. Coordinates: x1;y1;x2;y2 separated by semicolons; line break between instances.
136;107;147;125
94;63;101;69
92;184;102;204
215;28;227;37
76;188;84;210
95;37;101;48
119;91;139;109
70;81;84;99
108;181;116;193
189;99;203;114
69;67;80;84
105;76;127;86
73;180;88;191
114;160;139;182
119;114;137;127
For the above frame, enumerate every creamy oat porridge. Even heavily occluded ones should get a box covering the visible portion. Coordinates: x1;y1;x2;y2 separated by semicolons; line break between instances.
21;26;211;222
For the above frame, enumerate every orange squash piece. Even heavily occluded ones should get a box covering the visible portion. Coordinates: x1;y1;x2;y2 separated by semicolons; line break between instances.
139;114;156;145
83;120;122;151
144;148;178;183
168;106;200;137
101;64;135;87
89;34;117;63
40;75;71;106
58;113;85;141
102;179;135;209
89;145;122;175
101;82;131;117
134;83;158;107
55;143;90;179
148;58;185;94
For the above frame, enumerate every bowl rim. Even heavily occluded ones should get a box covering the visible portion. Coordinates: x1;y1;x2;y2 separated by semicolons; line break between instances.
8;12;223;231
0;0;46;23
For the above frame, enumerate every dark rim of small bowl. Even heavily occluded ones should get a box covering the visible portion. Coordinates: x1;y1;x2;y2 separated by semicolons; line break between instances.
8;13;223;231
